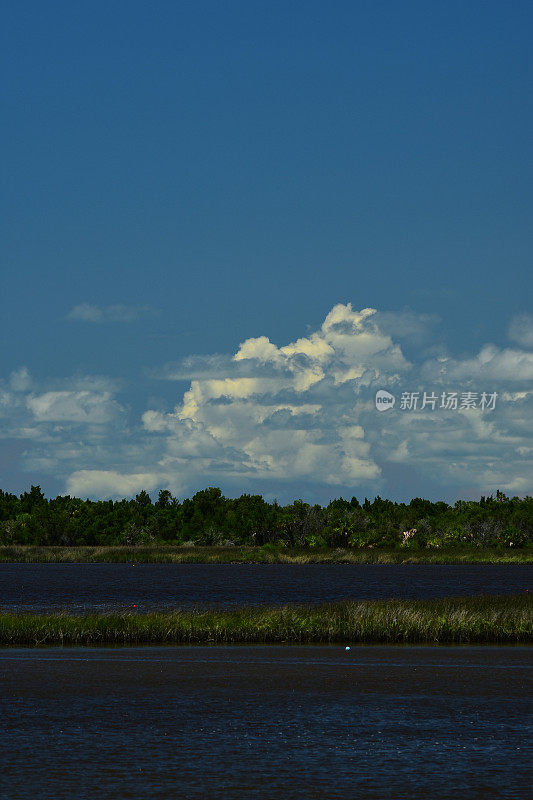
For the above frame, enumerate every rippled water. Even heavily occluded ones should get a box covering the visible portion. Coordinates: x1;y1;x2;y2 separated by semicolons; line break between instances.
0;645;530;799
0;563;531;612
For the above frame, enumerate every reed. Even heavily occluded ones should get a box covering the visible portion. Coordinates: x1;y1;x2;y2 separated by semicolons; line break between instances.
0;595;530;646
0;545;531;564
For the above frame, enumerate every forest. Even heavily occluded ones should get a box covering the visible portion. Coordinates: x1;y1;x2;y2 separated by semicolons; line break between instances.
0;485;531;549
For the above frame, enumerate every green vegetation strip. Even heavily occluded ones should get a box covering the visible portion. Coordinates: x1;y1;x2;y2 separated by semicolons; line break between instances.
1;546;532;563
0;596;531;646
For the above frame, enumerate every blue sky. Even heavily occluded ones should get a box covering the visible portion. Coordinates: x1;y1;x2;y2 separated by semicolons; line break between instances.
1;1;532;502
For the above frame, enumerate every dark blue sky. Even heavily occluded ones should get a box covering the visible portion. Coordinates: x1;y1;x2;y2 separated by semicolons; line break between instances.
1;2;531;501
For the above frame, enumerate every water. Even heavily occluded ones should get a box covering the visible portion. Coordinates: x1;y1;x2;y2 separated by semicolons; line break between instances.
1;567;531;797
0;645;530;799
0;563;531;612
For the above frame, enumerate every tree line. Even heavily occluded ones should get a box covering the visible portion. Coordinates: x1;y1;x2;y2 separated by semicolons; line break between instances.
0;485;530;549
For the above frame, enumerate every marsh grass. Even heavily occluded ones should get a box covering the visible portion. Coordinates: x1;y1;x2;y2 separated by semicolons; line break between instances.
0;545;531;564
0;596;530;646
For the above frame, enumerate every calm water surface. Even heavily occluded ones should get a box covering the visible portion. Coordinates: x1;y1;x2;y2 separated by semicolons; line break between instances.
0;563;531;612
0;645;530;799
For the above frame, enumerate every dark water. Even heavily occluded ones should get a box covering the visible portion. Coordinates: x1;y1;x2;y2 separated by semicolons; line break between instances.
0;563;531;612
0;646;531;799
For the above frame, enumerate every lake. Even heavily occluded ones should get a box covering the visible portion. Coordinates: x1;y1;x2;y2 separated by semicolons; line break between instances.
0;563;531;613
0;645;530;799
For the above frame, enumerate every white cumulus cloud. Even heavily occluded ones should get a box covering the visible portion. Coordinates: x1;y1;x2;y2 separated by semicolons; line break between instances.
66;470;161;499
140;303;532;497
26;391;122;423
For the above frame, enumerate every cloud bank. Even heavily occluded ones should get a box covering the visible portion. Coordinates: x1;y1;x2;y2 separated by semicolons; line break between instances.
1;304;531;500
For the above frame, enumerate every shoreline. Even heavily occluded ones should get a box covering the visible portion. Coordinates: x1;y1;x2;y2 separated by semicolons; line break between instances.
1;596;530;647
1;545;532;564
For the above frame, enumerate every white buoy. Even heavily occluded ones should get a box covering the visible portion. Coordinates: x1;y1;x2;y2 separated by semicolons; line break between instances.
345;646;350;650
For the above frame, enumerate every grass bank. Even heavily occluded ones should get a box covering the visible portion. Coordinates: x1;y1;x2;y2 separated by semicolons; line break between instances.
0;545;532;564
0;596;530;646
